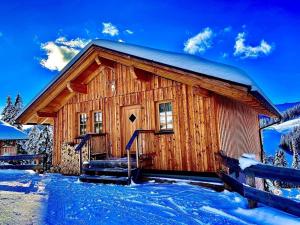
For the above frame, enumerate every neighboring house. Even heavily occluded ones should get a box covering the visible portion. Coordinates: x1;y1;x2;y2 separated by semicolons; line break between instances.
0;120;27;155
16;40;280;180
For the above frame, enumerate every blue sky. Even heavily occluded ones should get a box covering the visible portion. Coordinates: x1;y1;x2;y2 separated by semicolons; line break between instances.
0;0;299;110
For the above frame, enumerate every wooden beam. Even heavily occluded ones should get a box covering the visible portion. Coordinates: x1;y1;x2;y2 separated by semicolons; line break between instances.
95;56;101;65
83;66;105;84
37;111;57;118
67;82;87;94
129;66;137;79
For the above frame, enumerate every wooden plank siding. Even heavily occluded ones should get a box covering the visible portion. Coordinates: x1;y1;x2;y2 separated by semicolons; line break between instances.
52;63;223;172
215;95;261;160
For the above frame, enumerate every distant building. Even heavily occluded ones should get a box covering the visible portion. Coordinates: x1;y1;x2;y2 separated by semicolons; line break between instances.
0;120;27;155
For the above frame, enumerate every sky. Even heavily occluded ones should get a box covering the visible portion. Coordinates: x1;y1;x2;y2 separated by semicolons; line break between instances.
0;0;299;110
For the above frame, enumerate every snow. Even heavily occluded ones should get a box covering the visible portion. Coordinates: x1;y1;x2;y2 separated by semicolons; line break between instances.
1;170;300;225
239;154;260;170
0;119;28;140
265;118;300;133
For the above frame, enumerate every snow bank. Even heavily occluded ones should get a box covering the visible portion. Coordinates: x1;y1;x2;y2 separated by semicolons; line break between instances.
233;207;300;225
265;118;300;133
239;154;260;170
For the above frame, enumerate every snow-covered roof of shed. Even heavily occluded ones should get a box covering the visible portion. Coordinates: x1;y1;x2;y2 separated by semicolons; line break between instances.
0;120;28;140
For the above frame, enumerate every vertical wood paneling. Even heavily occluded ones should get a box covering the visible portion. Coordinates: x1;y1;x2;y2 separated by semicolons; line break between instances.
216;95;261;160
53;62;259;172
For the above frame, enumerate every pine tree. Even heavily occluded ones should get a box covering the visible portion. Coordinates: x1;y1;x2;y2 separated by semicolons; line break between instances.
23;126;41;154
13;94;23;129
292;148;300;170
1;96;15;125
274;149;287;167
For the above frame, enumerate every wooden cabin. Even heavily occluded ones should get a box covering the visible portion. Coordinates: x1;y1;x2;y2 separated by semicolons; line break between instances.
0;119;27;156
16;40;280;183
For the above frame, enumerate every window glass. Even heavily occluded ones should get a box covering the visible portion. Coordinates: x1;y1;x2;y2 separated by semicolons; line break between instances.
79;113;87;135
158;102;173;130
94;112;103;133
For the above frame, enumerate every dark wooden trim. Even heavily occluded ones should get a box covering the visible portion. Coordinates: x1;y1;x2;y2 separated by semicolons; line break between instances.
154;130;174;135
67;82;87;94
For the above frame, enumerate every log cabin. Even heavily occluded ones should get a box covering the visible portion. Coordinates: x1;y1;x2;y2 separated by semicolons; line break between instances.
16;39;280;184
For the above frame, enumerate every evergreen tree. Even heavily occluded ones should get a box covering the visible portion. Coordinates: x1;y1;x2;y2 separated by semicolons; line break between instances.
23;126;41;154
273;149;287;167
23;125;53;164
1;96;15;125
13;94;23;129
292;148;300;169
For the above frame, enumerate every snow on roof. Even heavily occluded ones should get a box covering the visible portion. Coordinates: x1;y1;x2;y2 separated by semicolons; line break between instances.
18;39;281;120
0;120;28;140
93;39;254;86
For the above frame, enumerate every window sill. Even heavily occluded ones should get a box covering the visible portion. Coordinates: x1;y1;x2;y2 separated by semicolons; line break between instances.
154;130;174;135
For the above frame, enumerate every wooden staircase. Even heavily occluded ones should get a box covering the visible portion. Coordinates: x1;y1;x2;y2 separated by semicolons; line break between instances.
79;158;140;185
76;130;154;185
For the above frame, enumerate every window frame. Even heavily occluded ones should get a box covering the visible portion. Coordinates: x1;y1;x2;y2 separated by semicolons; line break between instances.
92;111;103;134
78;113;88;136
156;100;174;132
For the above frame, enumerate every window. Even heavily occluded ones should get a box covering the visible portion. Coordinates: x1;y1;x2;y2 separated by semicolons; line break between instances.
93;111;103;133
158;102;173;131
79;113;87;135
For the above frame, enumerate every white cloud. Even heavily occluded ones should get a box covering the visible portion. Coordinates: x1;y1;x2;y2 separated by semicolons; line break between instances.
102;22;119;36
40;37;90;71
184;27;214;54
118;39;124;43
125;29;134;35
234;32;273;59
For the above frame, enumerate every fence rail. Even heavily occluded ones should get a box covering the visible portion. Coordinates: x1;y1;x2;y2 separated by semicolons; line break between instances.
218;152;300;217
0;154;47;172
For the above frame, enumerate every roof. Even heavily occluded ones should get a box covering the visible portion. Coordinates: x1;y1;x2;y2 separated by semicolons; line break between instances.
18;39;281;119
0;120;28;140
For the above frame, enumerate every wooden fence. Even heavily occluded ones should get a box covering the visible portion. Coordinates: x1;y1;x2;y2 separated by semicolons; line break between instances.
218;152;300;217
0;154;47;172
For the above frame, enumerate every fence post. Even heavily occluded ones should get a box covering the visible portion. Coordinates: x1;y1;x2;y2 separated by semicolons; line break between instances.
246;174;257;208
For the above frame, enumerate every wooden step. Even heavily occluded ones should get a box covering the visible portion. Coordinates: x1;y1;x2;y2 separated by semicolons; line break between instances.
83;167;137;176
79;174;129;185
87;159;137;169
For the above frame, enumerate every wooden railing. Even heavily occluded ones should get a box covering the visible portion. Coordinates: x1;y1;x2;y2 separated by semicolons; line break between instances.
75;133;108;173
217;152;300;217
0;154;47;172
125;129;155;180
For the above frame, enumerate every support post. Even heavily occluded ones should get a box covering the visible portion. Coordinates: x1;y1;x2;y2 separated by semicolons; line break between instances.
136;134;139;168
246;174;257;208
79;149;83;174
127;149;132;181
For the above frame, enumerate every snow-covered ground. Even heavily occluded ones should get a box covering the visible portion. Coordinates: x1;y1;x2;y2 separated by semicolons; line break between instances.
0;170;300;225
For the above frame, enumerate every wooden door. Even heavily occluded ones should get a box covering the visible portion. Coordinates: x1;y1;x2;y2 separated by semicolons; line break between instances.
121;105;142;156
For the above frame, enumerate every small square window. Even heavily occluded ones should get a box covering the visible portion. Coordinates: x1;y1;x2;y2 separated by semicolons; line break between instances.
93;111;103;134
157;102;173;131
